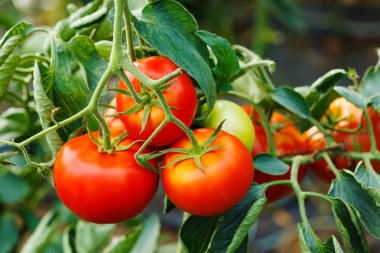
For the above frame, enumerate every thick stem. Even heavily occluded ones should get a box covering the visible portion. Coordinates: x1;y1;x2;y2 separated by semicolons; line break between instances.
123;1;136;62
109;0;125;66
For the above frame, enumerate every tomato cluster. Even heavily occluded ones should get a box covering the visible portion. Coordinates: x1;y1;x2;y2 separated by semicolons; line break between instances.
53;57;254;223
53;56;380;224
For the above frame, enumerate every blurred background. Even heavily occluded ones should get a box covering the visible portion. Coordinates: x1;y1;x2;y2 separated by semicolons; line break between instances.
0;0;379;252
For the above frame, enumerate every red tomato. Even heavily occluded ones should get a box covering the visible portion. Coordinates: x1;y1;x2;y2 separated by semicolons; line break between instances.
306;98;362;183
53;133;159;224
104;98;125;136
116;56;197;146
162;129;254;216
352;108;380;173
242;106;308;202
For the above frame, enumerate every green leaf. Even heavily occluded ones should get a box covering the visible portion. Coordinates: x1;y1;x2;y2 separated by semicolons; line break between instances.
334;86;369;110
103;225;142;253
329;170;380;239
0;173;30;204
75;221;115;253
0;212;19;253
196;30;240;86
359;66;380;111
33;63;64;155
129;214;160;253
67;36;108;92
0;107;30;141
20;211;59;253
271;86;311;119
310;69;347;92
62;226;76;253
253;153;290;175
298;223;344;253
0;54;20;99
353;162;380;206
70;7;107;29
180;216;219;253
180;184;266;253
331;198;369;253
209;184;266;253
54;0;103;41
133;0;216;112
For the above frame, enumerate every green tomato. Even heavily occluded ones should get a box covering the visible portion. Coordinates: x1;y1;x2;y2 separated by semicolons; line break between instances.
202;100;255;152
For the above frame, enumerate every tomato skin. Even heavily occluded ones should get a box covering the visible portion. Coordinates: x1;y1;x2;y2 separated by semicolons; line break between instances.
104;98;126;136
162;129;254;216
116;56;197;146
202;100;255;152
53;133;159;224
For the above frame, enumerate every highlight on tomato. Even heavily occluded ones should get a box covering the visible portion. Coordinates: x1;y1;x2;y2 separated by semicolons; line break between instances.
202;99;255;152
116;56;197;146
243;106;308;202
162;128;254;216
53;133;159;224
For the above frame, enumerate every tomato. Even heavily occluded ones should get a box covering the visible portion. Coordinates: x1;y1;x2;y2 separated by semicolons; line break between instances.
53;133;159;224
202;100;255;152
116;56;197;146
306;98;362;183
243;106;308;202
104;98;126;136
351;108;380;173
162;129;254;216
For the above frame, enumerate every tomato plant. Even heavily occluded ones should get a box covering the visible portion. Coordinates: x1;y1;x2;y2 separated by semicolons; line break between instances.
0;0;379;252
202;99;255;152
162;128;254;216
116;56;197;146
53;133;159;224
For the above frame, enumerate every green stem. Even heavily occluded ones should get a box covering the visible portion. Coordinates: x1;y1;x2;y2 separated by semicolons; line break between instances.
363;108;377;153
123;1;136;62
321;152;341;178
109;0;125;66
263;179;292;190
115;68;142;103
256;106;277;155
303;192;333;204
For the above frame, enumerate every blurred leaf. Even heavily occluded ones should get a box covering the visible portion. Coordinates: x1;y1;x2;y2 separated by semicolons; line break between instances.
0;54;20;99
54;0;103;41
231;71;269;104
130;214;160;253
329;170;380;239
298;223;344;253
103;225;142;253
95;40;113;61
134;0;216;113
70;7;107;29
20;211;59;253
33;63;64;155
359;66;380;111
253;153;289;175
260;0;305;32
331;198;369;253
196;30;240;86
334;86;369;111
0;107;30;140
0;212;18;253
271;86;310;119
0;173;30;204
63;226;76;253
75;221;115;253
180;184;266;253
310;69;347;92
